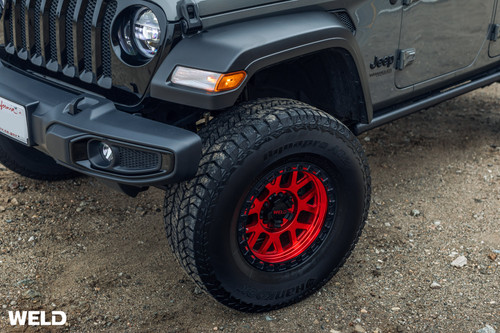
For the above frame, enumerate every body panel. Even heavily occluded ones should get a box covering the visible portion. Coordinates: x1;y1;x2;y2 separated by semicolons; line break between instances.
396;0;495;88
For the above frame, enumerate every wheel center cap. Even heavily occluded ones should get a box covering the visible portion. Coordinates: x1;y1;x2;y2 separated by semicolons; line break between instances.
261;192;295;228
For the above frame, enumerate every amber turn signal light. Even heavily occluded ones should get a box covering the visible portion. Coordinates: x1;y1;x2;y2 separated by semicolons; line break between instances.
215;71;247;92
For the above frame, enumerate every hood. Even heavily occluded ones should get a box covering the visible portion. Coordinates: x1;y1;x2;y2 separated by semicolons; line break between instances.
155;0;288;21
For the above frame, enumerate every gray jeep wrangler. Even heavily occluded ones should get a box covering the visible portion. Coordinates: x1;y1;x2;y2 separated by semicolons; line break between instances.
0;0;498;312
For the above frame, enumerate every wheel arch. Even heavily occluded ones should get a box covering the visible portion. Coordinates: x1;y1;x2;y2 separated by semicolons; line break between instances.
150;11;373;123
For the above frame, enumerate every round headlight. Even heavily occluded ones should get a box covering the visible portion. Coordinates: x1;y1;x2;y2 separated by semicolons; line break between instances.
117;7;162;61
134;9;161;58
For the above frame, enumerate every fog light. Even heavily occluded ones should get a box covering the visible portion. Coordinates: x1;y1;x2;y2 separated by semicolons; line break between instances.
88;140;118;169
100;143;115;164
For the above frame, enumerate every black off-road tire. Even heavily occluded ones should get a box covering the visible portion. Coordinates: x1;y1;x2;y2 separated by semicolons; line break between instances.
0;135;78;181
164;98;371;312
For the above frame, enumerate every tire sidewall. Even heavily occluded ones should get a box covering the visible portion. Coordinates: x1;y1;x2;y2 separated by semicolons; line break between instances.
200;124;367;307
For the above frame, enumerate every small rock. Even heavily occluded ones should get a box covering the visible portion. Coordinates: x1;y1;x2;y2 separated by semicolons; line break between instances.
384;222;391;227
433;220;441;226
410;209;421;217
194;286;203;295
11;198;19;206
313;319;320;325
22;289;42;299
76;207;84;213
265;315;274;321
0;206;5;212
488;253;497;261
10;301;16;306
354;324;366;333
2;304;7;309
430;282;442;289
451;256;467;267
363;136;371;142
16;279;36;286
28;236;35;242
391;307;400;311
493;250;500;254
8;182;19;190
5;219;13;223
330;330;341;333
360;308;368;314
477;325;496;333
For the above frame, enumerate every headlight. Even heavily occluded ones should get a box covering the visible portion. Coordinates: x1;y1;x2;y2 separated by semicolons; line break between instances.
117;6;161;61
134;9;161;58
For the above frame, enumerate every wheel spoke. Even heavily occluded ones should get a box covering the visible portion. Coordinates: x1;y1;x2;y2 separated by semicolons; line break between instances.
271;235;284;253
299;187;316;204
260;236;273;252
289;229;298;245
247;198;265;216
247;232;260;249
265;175;283;193
245;223;260;234
297;200;317;214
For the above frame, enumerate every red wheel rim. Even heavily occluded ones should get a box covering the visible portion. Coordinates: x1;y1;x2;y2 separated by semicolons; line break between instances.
240;165;330;265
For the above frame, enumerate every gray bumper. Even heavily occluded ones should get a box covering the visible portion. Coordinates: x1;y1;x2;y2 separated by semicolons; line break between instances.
0;63;202;187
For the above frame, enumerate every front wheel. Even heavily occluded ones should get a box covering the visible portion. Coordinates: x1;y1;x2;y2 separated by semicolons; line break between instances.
164;99;371;312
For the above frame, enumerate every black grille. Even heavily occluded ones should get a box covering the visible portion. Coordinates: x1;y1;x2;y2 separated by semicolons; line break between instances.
118;147;161;171
333;11;356;33
2;0;116;87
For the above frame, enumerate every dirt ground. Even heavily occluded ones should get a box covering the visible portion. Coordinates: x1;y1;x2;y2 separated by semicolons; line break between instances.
0;85;499;333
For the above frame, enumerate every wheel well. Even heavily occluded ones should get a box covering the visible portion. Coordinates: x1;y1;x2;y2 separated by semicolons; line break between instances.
245;48;368;125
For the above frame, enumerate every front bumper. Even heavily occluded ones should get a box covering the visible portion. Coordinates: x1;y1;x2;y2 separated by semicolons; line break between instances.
0;62;202;187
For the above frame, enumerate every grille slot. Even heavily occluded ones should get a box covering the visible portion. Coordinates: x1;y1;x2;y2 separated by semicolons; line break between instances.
9;4;14;46
33;0;42;57
65;0;77;68
2;0;116;87
102;1;116;79
48;0;58;63
18;0;26;50
83;0;97;73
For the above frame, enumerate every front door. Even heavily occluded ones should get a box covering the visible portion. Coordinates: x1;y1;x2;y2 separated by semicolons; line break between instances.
396;0;496;89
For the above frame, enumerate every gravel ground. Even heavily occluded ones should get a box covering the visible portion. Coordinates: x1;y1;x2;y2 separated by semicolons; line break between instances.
0;84;499;333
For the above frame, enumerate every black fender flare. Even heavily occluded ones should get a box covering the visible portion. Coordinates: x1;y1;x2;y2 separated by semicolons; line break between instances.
150;10;373;122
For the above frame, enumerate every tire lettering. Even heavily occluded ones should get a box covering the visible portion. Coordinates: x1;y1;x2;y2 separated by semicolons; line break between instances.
263;141;328;160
